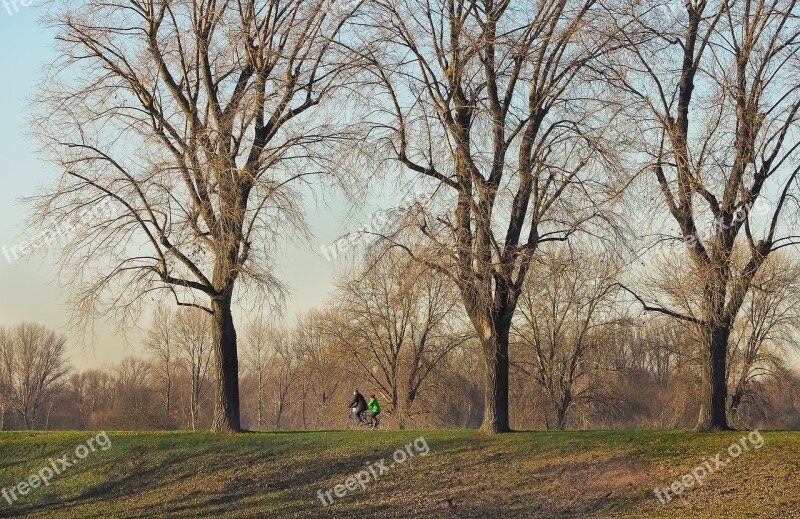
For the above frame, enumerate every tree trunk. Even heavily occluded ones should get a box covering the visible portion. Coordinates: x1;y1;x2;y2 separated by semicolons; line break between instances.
556;392;572;431
696;325;731;431
191;372;199;431
275;396;283;429
729;384;743;420
400;393;416;430
729;336;758;424
480;331;511;434
211;295;242;433
391;389;401;430
257;373;264;430
23;408;35;430
46;401;55;431
301;394;307;430
165;375;171;419
729;370;749;423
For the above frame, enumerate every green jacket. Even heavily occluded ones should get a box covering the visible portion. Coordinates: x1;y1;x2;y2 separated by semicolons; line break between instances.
367;397;381;414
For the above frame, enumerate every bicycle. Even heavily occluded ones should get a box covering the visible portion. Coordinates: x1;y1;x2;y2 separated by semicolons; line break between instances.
347;409;380;430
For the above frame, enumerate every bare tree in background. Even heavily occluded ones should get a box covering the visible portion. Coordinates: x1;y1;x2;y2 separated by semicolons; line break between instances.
70;369;115;429
728;254;800;424
33;0;363;432
513;247;622;429
242;317;271;430
328;249;469;428
146;305;177;420
112;357;155;426
358;0;623;432
293;310;345;429
174;308;213;430
0;323;70;430
604;317;695;428
242;320;302;429
611;0;800;430
269;328;302;429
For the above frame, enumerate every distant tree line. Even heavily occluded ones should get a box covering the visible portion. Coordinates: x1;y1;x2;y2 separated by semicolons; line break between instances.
3;245;800;431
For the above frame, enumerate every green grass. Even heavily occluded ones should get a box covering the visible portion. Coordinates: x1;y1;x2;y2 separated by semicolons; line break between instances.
0;429;797;518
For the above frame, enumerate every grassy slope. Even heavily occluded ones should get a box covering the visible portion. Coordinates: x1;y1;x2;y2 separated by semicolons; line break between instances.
0;429;797;518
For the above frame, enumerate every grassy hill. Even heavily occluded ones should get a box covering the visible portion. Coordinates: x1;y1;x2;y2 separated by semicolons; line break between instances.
0;429;797;518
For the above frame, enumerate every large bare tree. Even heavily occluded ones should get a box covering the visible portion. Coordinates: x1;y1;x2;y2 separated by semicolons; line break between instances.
611;0;800;430
358;0;623;431
33;0;362;431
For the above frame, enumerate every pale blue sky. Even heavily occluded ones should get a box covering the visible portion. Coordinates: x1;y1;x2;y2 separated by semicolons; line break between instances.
6;7;797;373
0;12;80;354
0;10;388;369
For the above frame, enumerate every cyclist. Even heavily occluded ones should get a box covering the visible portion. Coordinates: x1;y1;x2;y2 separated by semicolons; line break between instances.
347;390;368;424
367;393;381;425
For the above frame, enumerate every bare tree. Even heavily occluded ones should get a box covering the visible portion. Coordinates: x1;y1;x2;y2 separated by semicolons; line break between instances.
269;328;302;429
146;305;178;420
242;317;271;430
242;319;302;429
513;247;622;429
611;0;800;429
328;249;468;428
174;308;213;430
69;369;115;429
33;0;363;432
293;310;346;429
111;357;157;427
358;0;623;432
727;254;800;424
0;323;70;429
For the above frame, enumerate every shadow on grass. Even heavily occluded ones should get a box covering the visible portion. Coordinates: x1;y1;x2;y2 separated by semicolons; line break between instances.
0;430;705;519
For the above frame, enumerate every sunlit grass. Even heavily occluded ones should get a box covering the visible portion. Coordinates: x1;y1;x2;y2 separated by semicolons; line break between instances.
0;429;797;518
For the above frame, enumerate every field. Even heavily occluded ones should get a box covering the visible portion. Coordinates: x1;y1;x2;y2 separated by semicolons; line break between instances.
0;429;797;518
